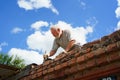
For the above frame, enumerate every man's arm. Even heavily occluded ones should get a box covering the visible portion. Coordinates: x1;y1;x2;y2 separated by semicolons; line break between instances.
43;50;56;60
49;50;56;57
65;39;76;52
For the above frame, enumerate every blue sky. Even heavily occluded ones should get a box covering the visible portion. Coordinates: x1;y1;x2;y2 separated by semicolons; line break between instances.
0;0;120;65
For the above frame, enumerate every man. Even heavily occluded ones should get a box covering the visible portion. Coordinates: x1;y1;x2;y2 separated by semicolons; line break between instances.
43;25;81;60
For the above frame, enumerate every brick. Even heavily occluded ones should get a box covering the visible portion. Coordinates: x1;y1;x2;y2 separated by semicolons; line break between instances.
74;72;83;79
77;63;86;71
55;64;61;70
86;58;96;69
36;71;42;77
48;67;54;73
65;75;74;80
31;74;37;79
65;67;70;75
43;69;48;75
48;73;55;79
93;48;106;56
69;65;78;74
85;52;94;60
96;54;108;66
54;70;65;78
43;75;49;80
106;43;117;52
37;67;43;73
61;61;68;68
43;60;51;66
68;58;76;66
108;51;120;62
76;55;86;64
101;35;109;42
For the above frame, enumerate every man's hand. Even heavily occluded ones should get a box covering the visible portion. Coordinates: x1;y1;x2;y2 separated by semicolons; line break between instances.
43;54;49;60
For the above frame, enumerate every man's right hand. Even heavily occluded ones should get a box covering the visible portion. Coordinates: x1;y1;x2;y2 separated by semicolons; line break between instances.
43;54;48;60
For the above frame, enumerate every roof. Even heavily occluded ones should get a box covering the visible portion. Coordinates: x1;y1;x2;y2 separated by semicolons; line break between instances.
8;29;120;80
0;64;19;80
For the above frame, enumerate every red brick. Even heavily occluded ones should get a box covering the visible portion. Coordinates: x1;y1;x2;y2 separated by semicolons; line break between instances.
43;69;48;75
69;65;78;74
76;55;86;64
85;52;94;60
55;64;61;70
61;61;68;68
96;55;108;66
54;70;65;78
74;72;83;79
106;43;117;52
108;51;120;62
65;75;74;80
48;73;55;79
77;63;86;71
36;71;42;77
65;67;70;75
94;48;106;56
86;58;96;69
44;75;49;80
48;67;54;73
43;60;51;66
68;58;76;66
31;74;37;79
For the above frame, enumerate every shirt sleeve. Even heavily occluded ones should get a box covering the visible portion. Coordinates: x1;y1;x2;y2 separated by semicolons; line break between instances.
51;39;60;51
65;30;73;41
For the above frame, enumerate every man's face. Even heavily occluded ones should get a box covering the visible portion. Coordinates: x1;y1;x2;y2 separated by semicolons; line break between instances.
51;28;60;38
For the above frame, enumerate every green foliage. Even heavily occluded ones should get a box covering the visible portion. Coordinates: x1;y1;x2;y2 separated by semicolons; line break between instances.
0;53;26;69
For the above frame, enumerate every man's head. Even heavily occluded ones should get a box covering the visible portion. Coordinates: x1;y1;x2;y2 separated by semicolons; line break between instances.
50;25;62;38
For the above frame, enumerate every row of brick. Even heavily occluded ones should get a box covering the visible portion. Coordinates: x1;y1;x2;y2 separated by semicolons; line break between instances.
20;30;120;80
20;42;120;80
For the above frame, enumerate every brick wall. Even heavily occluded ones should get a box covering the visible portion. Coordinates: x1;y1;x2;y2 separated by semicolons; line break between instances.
15;30;120;80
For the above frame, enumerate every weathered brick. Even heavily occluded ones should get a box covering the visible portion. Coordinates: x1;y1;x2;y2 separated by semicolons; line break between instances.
108;51;120;62
74;72;83;79
106;43;117;52
69;65;78;74
93;48;106;56
43;60;51;66
65;75;74;80
55;64;61;70
31;74;37;79
64;67;70;75
43;75;49;80
61;61;68;68
68;58;76;66
47;67;54;73
76;55;86;64
36;71;42;77
77;63;86;71
96;54;108;66
86;58;96;69
85;52;94;60
43;69;48;75
48;73;55;79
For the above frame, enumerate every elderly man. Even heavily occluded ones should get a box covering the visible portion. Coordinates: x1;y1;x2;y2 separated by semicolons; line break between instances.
43;25;80;60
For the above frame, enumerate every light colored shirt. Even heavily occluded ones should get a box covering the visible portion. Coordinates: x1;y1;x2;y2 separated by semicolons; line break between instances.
52;30;73;51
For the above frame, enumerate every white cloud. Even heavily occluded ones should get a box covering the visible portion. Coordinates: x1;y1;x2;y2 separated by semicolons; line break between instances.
0;42;8;52
80;1;86;10
17;0;59;15
8;48;43;65
31;21;49;31
115;7;120;18
11;27;25;34
115;21;120;30
27;21;93;53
